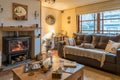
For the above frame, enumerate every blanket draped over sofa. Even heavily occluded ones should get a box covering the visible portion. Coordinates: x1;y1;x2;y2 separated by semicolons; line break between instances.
64;46;107;67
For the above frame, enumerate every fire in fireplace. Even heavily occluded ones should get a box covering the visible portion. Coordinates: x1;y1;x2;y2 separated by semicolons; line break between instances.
10;40;28;52
2;37;31;65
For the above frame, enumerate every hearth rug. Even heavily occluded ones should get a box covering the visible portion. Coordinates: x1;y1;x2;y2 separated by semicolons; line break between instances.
1;59;31;71
64;46;107;67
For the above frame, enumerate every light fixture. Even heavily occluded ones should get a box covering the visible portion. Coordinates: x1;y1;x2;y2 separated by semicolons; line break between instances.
0;4;3;13
34;11;39;19
44;0;56;4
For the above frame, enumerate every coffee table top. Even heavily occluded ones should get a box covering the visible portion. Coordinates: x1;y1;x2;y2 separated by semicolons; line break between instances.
12;58;84;80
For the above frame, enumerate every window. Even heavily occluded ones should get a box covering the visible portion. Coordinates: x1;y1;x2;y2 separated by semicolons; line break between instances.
78;10;120;34
100;10;120;34
79;13;97;33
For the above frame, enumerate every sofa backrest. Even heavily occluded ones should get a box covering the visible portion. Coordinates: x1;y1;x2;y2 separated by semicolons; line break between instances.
93;34;120;49
73;33;92;45
73;33;120;49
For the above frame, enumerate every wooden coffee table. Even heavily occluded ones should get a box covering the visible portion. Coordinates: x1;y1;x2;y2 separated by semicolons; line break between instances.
12;58;84;80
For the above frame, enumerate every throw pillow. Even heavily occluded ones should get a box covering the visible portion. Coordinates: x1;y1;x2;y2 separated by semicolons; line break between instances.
64;38;76;46
64;38;70;45
80;43;95;49
68;38;76;46
105;40;120;54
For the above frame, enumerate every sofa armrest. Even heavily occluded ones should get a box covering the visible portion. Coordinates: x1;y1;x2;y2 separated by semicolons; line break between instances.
116;48;120;64
116;48;120;74
58;41;66;58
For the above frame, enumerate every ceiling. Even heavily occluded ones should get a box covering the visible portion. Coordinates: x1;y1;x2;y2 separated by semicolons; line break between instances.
42;0;109;10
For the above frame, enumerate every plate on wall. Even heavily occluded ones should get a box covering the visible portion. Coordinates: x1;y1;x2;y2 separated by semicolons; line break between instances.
45;15;55;25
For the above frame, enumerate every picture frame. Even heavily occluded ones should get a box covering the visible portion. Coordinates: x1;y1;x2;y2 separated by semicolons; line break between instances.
12;3;28;20
45;15;55;25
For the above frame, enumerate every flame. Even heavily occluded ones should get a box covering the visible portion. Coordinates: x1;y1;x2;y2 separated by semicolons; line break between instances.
11;41;26;52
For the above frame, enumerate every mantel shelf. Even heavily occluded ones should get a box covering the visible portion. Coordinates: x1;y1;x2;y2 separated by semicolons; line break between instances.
0;26;41;32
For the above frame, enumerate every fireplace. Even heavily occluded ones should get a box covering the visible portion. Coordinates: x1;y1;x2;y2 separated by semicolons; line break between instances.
2;37;31;65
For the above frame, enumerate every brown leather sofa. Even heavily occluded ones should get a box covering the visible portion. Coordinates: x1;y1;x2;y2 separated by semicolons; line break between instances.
58;33;120;74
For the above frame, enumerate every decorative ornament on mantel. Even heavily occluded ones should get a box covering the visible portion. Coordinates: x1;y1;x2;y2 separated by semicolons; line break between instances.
44;0;56;4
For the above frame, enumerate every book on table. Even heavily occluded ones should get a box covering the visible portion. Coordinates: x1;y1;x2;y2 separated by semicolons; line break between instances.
63;59;77;68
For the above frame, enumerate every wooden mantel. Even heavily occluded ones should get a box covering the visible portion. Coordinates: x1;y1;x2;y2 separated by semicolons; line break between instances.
0;26;41;32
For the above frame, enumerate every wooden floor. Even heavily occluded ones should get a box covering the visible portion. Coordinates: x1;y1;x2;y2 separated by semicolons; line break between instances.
0;50;120;80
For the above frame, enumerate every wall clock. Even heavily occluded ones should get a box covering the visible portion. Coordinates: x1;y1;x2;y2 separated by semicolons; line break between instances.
45;15;55;25
12;3;28;20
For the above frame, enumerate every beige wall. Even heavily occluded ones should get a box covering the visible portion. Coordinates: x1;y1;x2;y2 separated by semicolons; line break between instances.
41;6;61;40
61;8;77;37
76;0;120;14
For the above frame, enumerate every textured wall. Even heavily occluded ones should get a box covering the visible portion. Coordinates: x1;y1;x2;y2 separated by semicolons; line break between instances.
0;0;40;26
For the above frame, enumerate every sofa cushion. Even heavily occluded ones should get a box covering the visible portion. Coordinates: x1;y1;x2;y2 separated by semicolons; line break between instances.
69;38;76;46
73;33;84;45
73;33;92;45
105;40;120;54
65;38;76;46
64;38;70;45
97;35;120;49
109;35;120;42
92;34;101;48
76;35;84;45
97;36;110;49
83;34;92;43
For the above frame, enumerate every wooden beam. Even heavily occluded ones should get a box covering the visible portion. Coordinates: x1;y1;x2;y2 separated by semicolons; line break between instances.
0;27;40;32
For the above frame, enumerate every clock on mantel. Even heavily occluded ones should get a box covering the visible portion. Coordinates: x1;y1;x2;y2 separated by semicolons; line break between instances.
12;3;28;20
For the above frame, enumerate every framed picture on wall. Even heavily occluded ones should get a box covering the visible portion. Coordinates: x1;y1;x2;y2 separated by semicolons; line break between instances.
12;3;28;20
45;15;55;25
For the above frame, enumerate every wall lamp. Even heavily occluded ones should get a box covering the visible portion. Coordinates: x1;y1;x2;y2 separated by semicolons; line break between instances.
34;11;39;19
0;5;3;13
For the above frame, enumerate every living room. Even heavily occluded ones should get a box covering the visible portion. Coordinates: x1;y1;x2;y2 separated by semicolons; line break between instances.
0;0;120;80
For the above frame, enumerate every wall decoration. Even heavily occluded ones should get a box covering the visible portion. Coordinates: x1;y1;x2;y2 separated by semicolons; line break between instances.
12;3;28;20
67;16;71;24
45;15;55;25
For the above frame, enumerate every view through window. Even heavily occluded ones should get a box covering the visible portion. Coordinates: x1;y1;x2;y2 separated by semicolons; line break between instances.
79;10;120;34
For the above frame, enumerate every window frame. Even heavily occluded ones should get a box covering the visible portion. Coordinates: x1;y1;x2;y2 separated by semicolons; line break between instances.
78;10;120;34
79;13;96;33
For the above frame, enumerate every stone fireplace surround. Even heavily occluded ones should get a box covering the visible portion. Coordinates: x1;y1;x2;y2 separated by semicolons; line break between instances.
0;27;41;67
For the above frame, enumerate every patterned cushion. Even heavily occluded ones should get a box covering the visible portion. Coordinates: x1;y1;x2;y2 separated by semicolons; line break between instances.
98;36;110;49
65;38;76;46
69;38;76;46
64;38;70;45
73;33;84;45
73;33;92;45
92;35;101;48
80;43;95;49
105;40;120;54
83;34;92;43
